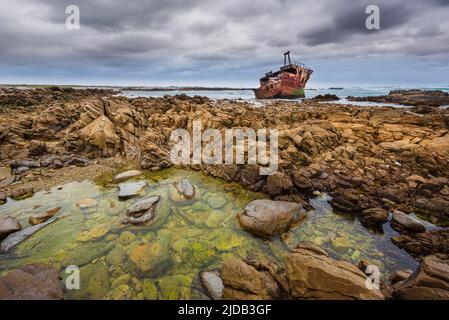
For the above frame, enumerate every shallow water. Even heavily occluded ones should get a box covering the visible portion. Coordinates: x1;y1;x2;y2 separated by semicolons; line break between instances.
0;169;418;299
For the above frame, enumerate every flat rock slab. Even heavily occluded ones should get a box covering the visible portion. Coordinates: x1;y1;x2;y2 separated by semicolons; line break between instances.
391;210;426;233
0;216;22;240
1;218;57;253
127;195;160;217
0;263;64;300
118;181;148;200
114;170;143;182
238;199;308;237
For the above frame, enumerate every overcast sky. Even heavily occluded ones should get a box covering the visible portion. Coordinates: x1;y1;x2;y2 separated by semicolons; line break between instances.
0;0;448;88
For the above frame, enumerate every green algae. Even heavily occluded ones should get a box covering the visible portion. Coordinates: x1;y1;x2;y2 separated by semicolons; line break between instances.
0;168;420;299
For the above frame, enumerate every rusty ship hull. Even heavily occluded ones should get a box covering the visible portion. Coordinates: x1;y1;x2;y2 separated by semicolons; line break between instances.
254;54;313;99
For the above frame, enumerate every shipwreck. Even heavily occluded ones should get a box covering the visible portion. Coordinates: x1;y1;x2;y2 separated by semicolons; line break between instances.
254;51;313;99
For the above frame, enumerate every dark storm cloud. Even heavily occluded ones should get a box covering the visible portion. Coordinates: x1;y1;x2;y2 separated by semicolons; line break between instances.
300;1;414;45
0;0;448;86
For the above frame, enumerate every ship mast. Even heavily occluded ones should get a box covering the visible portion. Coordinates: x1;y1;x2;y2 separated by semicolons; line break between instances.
283;51;291;66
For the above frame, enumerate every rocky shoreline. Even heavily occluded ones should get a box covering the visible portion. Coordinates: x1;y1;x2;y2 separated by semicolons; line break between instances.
1;88;449;299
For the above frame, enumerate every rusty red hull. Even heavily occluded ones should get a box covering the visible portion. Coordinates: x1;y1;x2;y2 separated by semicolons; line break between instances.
254;64;313;99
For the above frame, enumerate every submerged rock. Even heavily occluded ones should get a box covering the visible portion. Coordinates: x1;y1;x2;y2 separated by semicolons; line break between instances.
0;263;64;300
390;210;426;233
114;170;142;182
29;207;61;225
127;195;160;217
200;271;224;300
1;218;57;253
174;179;196;200
130;242;171;275
76;198;98;209
0;216;22;240
69;261;110;300
123;195;161;226
393;254;449;300
285;245;384;300
237;200;308;237
118;181;148;200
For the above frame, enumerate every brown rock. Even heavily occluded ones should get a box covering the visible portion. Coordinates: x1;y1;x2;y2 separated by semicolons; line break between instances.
0;264;64;300
392;229;449;257
360;208;388;228
285;246;384;300
393;254;449;300
221;257;279;300
390;210;426;233
0;216;22;240
29;207;61;225
237;200;308;237
263;172;293;195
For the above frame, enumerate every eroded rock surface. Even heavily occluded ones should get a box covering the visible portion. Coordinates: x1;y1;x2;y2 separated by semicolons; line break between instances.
0;263;64;300
393;254;449;300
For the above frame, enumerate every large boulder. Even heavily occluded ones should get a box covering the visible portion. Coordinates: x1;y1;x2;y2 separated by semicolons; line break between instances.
393;254;449;300
237;200;308;237
284;244;384;300
0;216;22;240
0;264;64;300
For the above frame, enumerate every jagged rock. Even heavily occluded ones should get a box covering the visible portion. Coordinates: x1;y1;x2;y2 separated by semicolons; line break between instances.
393;254;449;300
0;166;14;188
392;229;449;257
237;200;308;237
78;115;121;156
221;257;280;300
200;271;224;300
0;218;57;253
29;207;61;225
118;181;148;200
390;210;426;233
285;246;384;300
113;170;142;182
0;264;64;300
0;216;22;240
389;269;413;285
263;172;293;196
360;208;388;228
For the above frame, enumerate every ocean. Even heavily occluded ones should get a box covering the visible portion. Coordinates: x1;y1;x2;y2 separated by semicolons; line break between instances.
120;87;449;105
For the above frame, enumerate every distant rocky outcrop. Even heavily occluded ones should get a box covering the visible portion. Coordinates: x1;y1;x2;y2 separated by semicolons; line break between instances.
348;89;449;107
